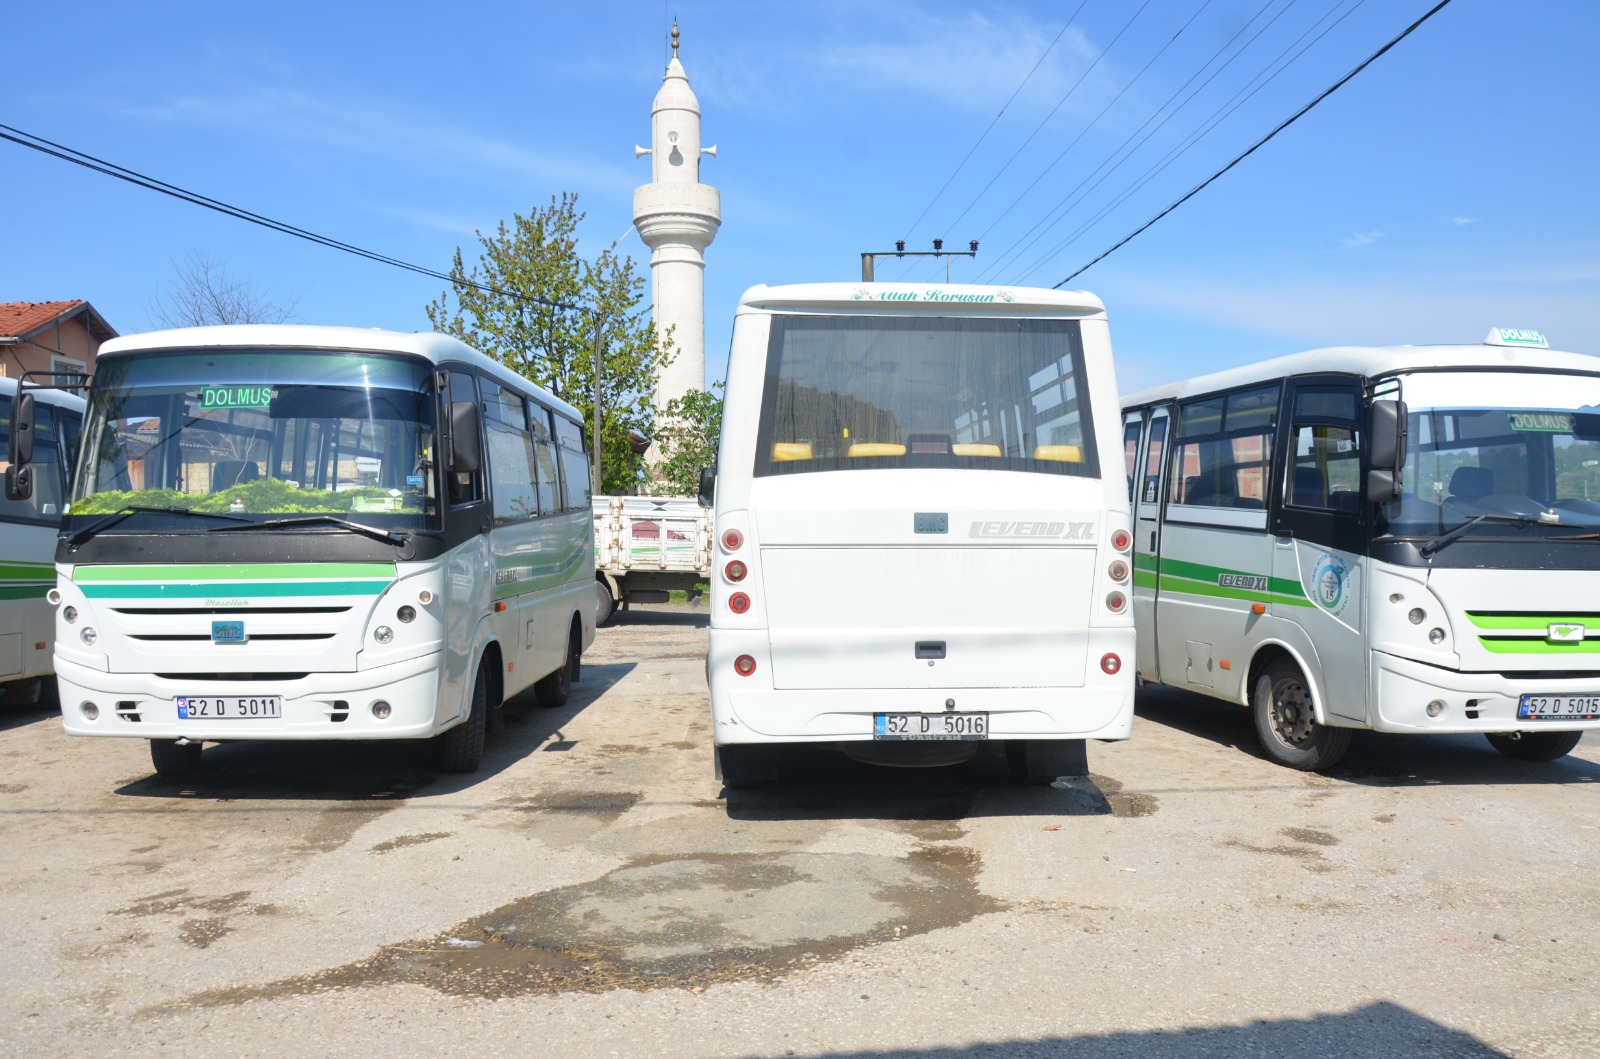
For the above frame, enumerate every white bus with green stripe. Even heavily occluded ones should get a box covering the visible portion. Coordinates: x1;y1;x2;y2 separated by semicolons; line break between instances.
1;377;83;706
1121;329;1600;770
30;325;594;775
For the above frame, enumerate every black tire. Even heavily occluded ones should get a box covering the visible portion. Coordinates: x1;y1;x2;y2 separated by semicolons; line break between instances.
535;623;581;708
439;666;488;773
1006;738;1088;785
717;744;778;789
150;739;202;776
1252;658;1351;771
595;579;617;626
1485;730;1583;762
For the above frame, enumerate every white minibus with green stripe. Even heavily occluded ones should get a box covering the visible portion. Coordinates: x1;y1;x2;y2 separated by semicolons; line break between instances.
1121;329;1600;770
22;325;594;775
1;377;83;706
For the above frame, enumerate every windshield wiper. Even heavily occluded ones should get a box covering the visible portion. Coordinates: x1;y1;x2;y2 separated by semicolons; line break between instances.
66;505;250;546
209;514;407;546
1418;513;1541;558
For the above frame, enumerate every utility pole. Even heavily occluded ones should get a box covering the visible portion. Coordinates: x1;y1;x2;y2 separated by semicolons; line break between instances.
591;313;604;498
860;239;979;282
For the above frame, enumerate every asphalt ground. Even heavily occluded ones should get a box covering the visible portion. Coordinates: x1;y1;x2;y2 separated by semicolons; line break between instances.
1;603;1596;1058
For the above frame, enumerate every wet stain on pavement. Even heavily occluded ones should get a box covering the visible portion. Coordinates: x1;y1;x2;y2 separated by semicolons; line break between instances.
180;917;231;948
1281;827;1339;846
0;783;27;794
169;846;1002;1006
1048;775;1159;818
593;744;651;758
371;832;453;855
506;790;641;817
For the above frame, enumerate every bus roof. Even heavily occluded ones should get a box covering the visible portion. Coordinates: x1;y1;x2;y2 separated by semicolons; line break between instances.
95;324;582;422
0;374;87;412
736;282;1105;317
1122;342;1600;409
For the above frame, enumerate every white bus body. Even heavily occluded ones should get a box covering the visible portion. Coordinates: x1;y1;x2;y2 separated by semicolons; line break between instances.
0;378;84;706
43;325;595;775
1122;332;1600;770
706;283;1135;786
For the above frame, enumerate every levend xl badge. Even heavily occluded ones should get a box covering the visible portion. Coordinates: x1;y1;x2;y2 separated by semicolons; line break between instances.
968;520;1095;540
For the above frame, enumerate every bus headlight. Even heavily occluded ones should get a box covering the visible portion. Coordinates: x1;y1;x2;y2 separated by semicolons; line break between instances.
374;626;394;645
397;605;416;623
1429;627;1446;644
63;606;78;624
80;627;97;645
47;589;62;606
1408;608;1426;625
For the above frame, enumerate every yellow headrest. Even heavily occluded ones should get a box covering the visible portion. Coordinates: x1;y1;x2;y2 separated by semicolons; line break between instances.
1033;445;1083;462
771;442;814;462
952;443;1002;457
847;443;906;457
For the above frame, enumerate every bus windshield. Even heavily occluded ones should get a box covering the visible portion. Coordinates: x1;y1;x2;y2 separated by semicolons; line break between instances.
69;350;439;531
1381;371;1600;536
754;315;1098;477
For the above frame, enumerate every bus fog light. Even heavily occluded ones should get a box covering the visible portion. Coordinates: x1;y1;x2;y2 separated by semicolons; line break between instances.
1426;699;1445;717
1110;528;1132;551
371;701;392;720
1101;653;1122;674
47;589;62;606
734;655;757;676
1106;590;1127;612
1108;559;1129;582
729;592;751;615
80;627;97;645
397;605;416;623
418;590;434;605
1428;627;1446;644
81;702;99;720
63;606;78;624
1408;608;1426;625
374;626;394;644
724;560;747;582
721;528;745;551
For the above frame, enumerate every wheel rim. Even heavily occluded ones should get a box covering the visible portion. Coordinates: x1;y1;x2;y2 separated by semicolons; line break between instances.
1270;677;1316;747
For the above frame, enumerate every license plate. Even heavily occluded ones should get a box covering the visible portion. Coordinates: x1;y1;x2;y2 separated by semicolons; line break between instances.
176;696;282;720
1517;693;1600;721
873;712;988;740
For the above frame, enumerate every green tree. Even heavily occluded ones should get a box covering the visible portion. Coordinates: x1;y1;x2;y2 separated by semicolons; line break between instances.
651;383;724;497
425;193;672;495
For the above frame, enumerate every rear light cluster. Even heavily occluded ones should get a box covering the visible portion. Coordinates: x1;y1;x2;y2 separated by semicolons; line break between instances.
1107;525;1132;611
722;527;756;674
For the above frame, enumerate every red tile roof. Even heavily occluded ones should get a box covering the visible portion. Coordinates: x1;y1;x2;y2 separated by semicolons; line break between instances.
0;300;117;342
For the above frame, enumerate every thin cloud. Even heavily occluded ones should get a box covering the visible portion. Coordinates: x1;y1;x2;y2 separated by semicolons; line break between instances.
1451;215;1479;226
1338;230;1385;248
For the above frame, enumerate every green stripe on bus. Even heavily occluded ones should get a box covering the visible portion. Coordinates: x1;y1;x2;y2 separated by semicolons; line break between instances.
1479;638;1600;655
0;562;53;580
1155;556;1307;599
74;563;396;582
79;581;391;600
0;585;50;601
1465;612;1600;631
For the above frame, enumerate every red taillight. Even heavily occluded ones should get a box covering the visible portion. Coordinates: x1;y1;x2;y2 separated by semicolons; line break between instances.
729;592;751;614
722;528;744;551
725;559;747;582
1108;559;1129;582
1106;590;1127;612
734;654;757;676
1110;528;1132;551
1101;652;1122;674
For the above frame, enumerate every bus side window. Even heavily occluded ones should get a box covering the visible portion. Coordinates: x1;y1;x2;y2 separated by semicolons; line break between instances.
1287;389;1362;513
483;382;538;525
553;416;591;509
1171;386;1276;508
529;404;560;516
1122;418;1142;503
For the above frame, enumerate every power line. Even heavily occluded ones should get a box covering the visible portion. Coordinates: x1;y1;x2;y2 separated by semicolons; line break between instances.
1055;0;1455;287
0;122;584;314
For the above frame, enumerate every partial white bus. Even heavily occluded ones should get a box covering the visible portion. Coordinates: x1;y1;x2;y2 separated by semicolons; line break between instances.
704;283;1135;786
0;377;84;706
1121;329;1600;770
17;325;594;775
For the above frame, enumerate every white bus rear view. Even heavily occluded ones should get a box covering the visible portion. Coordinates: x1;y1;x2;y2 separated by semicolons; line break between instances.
705;284;1134;787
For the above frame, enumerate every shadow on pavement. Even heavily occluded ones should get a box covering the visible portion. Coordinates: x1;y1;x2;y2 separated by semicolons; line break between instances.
109;661;637;802
605;602;709;629
1136;681;1600;788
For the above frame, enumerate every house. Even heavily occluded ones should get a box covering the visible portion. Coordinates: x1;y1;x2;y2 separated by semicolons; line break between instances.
0;300;117;384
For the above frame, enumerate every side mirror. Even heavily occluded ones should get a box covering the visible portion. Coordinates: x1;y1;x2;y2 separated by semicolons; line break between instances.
1366;467;1398;503
4;465;33;502
1369;399;1407;470
697;465;716;509
449;401;481;474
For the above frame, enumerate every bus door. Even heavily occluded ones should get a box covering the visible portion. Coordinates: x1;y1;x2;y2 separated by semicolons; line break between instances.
1270;376;1368;725
1129;405;1171;683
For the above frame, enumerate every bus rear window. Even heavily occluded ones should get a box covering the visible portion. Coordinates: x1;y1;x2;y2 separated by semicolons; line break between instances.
753;315;1097;477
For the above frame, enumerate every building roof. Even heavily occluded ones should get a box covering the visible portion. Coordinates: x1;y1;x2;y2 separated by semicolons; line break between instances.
0;300;118;344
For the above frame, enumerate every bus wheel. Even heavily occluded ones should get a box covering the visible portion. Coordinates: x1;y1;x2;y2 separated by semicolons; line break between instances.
1006;739;1088;785
1485;730;1583;762
595;579;617;626
1252;659;1350;771
717;745;778;790
439;666;488;773
150;739;202;776
535;624;581;708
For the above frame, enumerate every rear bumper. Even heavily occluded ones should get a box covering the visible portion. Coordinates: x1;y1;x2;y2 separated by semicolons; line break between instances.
1371;650;1600;733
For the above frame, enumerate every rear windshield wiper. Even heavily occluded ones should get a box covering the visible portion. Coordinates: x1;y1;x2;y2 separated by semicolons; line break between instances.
209;514;407;547
1418;513;1542;558
66;505;250;546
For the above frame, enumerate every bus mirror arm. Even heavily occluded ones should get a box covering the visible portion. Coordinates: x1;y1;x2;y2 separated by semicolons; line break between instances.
697;465;716;509
5;392;35;501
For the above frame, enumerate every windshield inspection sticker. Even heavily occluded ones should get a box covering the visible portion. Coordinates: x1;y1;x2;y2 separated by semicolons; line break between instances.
1310;553;1352;617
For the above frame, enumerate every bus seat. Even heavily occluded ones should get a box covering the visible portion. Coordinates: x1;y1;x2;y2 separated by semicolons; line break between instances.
213;460;259;487
1234;496;1265;509
1033;445;1082;462
771;442;814;462
952;443;1002;457
847;443;906;457
1448;466;1494;504
1293;466;1325;506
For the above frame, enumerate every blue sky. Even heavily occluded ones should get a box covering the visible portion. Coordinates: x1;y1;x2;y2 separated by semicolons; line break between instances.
5;0;1597;394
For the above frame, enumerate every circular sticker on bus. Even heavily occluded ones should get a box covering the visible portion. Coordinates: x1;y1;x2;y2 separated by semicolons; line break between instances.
1310;552;1351;617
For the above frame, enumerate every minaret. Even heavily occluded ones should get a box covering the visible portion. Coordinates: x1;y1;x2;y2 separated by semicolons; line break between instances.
634;20;720;425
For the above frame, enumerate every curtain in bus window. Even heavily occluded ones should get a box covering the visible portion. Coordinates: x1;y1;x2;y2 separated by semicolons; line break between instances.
553;417;590;509
754;315;1097;477
529;405;560;516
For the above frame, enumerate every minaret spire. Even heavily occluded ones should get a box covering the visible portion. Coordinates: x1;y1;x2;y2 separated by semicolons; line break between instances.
671;19;679;59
